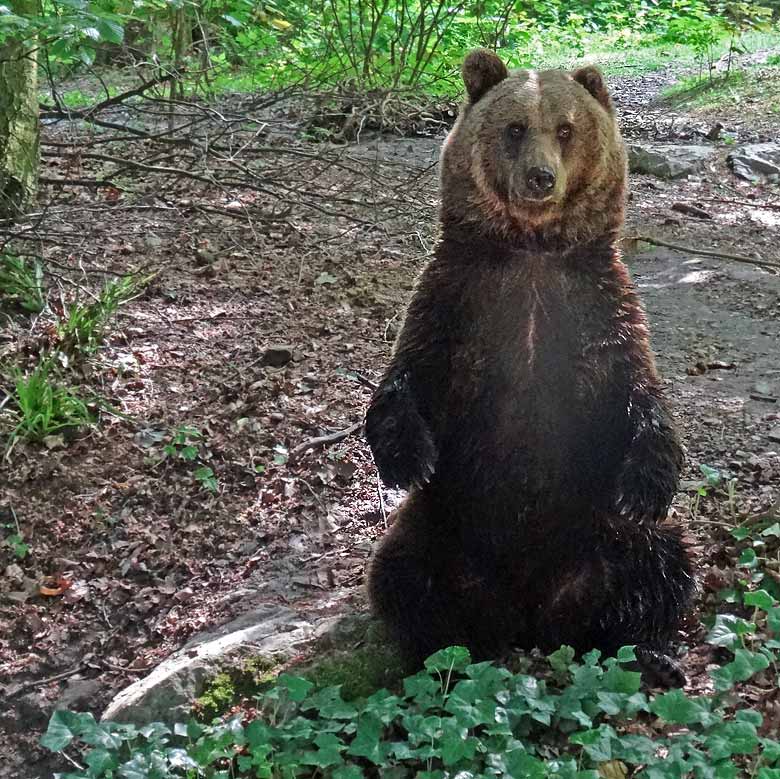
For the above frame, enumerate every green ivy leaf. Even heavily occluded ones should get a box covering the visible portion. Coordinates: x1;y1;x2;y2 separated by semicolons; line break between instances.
744;590;775;610
84;746;117;773
760;738;780;763
706;614;755;649
548;645;576;677
346;713;385;764
736;709;763;726
439;718;478;766
40;710;98;752
570;724;616;762
711;649;771;692
738;548;759;568
300;732;345;768
704;720;758;760
424;645;471;674
403;671;440;701
502;749;548;779
615;645;637;663
333;767;365;779
601;665;642;695
277;674;314;702
650;688;708;725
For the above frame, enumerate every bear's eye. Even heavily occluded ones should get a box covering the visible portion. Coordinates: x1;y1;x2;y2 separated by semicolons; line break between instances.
557;123;573;142
506;123;526;140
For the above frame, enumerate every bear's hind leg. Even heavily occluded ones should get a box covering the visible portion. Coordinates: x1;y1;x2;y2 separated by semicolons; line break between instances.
533;523;694;685
368;491;512;669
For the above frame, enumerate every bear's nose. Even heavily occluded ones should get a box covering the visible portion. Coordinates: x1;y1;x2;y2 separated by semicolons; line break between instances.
526;166;556;194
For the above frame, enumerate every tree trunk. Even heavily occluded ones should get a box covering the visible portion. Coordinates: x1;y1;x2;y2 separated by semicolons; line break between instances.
0;0;39;220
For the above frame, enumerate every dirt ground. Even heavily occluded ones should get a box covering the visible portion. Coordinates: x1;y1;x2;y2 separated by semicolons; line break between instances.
1;59;780;777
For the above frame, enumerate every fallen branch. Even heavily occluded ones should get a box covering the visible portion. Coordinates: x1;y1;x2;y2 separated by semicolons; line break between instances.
290;420;363;461
40;176;118;189
628;235;780;272
7;663;87;699
39;72;173;121
701;197;780;212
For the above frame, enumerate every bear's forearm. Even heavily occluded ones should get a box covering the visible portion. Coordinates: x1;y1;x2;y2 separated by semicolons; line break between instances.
365;363;438;489
614;391;683;523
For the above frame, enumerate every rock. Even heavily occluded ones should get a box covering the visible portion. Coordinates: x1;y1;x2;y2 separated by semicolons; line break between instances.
628;144;714;179
728;143;780;182
102;605;313;724
769;427;780;444
262;344;294;367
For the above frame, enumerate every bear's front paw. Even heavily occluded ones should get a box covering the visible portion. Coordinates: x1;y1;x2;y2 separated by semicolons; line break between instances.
365;375;438;489
614;460;676;523
614;488;670;524
634;644;686;688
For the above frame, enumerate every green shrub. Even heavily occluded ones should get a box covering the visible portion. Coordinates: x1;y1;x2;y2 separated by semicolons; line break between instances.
0;253;44;313
8;361;93;442
42;608;780;778
56;274;148;356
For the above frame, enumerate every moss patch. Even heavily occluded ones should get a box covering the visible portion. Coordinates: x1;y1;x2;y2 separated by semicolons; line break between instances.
195;616;406;719
301;631;405;700
195;654;280;721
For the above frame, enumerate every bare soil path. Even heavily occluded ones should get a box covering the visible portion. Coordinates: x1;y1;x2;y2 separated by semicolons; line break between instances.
2;59;780;776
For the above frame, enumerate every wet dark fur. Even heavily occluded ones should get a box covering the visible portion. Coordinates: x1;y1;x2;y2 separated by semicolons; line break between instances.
365;51;694;683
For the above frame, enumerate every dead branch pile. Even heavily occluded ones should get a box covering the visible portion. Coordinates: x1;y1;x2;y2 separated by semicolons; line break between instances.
1;77;441;268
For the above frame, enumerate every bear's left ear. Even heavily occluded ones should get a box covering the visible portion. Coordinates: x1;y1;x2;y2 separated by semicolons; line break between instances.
462;49;509;103
572;66;613;113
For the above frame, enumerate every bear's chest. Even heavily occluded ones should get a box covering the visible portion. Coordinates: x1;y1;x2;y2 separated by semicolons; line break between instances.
440;259;628;498
451;263;599;405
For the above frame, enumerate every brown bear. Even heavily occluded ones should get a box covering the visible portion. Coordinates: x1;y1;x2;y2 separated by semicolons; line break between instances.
364;49;694;683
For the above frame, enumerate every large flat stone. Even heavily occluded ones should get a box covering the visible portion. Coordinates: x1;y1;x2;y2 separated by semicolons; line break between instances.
102;604;313;724
628;143;714;179
728;143;780;182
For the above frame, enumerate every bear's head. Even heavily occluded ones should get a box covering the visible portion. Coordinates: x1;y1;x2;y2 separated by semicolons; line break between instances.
440;49;627;247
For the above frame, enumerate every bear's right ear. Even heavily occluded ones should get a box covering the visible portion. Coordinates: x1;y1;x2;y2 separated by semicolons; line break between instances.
462;49;508;103
572;66;613;113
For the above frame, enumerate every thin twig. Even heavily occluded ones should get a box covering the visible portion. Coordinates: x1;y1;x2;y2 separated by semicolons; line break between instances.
8;663;87;698
289;421;364;461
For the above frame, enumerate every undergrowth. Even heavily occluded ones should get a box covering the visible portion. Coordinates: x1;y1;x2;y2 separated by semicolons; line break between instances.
56;274;149;356
41;502;780;779
663;59;780;113
42;627;780;779
9;361;93;443
0;253;45;313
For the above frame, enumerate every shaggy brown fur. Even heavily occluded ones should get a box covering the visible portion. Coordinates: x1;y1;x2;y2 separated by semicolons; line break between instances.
365;50;694;682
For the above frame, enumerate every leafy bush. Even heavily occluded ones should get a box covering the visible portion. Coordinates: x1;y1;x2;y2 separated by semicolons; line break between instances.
7;0;778;97
42;587;780;779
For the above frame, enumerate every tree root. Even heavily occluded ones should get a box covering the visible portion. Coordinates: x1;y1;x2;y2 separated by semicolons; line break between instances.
627;235;780;273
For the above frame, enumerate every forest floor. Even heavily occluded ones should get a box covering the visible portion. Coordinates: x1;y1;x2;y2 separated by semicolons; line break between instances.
2;52;780;777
